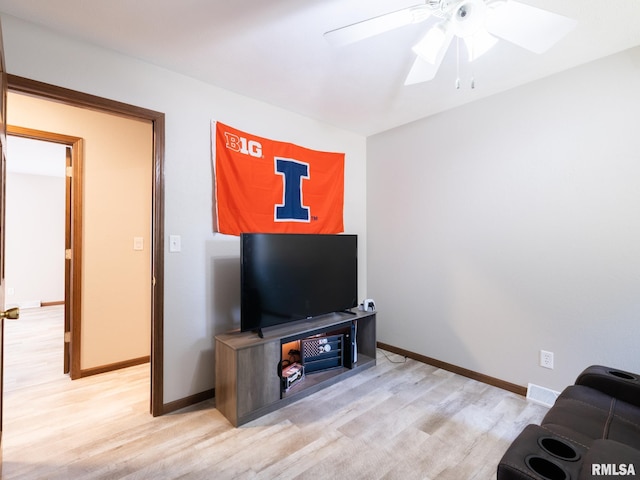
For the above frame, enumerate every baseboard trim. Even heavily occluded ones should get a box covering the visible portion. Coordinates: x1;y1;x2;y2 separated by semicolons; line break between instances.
80;356;150;378
377;342;527;396
162;388;215;415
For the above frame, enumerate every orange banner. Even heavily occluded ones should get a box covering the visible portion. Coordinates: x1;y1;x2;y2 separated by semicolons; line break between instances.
213;122;345;236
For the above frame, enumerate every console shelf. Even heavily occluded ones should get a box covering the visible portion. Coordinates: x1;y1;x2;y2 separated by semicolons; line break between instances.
215;310;376;427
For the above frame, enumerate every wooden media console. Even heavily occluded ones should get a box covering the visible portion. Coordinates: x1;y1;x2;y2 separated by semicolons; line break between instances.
215;310;376;426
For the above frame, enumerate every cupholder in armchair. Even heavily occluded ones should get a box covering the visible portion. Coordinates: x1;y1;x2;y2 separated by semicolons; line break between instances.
498;425;585;480
525;455;570;480
538;437;580;462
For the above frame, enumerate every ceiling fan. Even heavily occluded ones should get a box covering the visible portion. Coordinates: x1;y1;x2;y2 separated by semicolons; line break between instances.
324;0;577;86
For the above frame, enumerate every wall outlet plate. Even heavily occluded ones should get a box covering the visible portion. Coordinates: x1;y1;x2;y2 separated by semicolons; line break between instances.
540;350;554;369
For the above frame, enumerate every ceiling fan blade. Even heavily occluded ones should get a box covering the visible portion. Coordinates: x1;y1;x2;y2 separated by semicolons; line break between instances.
405;56;439;85
324;5;431;47
485;0;577;54
412;23;451;64
405;26;453;85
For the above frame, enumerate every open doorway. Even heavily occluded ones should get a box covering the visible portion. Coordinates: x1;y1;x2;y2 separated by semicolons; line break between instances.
6;74;165;416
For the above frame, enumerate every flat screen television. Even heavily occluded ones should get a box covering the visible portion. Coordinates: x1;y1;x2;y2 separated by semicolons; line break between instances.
241;233;358;334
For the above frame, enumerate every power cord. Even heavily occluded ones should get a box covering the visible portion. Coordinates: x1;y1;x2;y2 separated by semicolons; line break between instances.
377;348;407;364
288;349;300;363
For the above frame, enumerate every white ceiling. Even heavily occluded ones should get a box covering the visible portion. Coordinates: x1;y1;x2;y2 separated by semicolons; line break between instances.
0;0;639;136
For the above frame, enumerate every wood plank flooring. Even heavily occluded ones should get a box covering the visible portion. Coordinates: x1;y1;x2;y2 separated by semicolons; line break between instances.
1;306;548;479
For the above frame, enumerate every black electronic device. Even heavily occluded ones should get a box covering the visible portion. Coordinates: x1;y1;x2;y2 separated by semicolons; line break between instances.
240;233;358;335
301;334;344;373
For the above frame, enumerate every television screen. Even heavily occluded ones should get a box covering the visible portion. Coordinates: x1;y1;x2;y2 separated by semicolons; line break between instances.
241;233;358;333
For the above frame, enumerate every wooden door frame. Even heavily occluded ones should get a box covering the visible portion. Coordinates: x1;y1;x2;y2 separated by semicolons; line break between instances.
64;145;72;375
6;126;83;379
0;26;6;442
7;75;166;416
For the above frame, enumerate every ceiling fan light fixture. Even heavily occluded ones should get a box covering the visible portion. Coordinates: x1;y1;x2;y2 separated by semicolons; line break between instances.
451;0;487;38
464;27;498;61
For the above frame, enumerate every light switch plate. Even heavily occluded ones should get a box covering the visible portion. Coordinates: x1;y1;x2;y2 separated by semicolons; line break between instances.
169;235;181;252
133;236;144;251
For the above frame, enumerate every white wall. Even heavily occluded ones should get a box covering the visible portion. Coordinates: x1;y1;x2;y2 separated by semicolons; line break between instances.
0;14;367;403
5;171;65;307
368;46;640;392
5;136;66;309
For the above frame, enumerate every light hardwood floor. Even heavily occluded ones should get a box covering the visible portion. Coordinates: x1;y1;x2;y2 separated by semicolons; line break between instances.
1;306;548;479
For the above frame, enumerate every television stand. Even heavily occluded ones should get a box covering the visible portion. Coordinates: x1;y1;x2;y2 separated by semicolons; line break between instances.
215;309;376;427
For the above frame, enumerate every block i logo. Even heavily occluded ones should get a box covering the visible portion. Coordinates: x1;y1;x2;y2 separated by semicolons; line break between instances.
274;157;310;222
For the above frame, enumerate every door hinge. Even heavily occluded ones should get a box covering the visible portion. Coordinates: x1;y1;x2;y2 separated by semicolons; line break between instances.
66;166;73;177
65;249;72;260
64;331;71;343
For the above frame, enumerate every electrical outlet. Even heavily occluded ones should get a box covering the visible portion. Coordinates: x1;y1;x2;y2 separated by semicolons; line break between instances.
540;350;554;369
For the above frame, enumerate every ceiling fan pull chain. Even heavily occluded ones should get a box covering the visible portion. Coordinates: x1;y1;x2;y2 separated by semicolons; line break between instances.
470;58;475;89
455;37;461;89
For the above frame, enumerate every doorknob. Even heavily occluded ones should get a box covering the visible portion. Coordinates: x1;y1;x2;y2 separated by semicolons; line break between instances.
0;307;19;320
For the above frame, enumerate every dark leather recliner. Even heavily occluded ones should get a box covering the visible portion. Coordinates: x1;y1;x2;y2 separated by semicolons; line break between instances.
497;365;640;479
